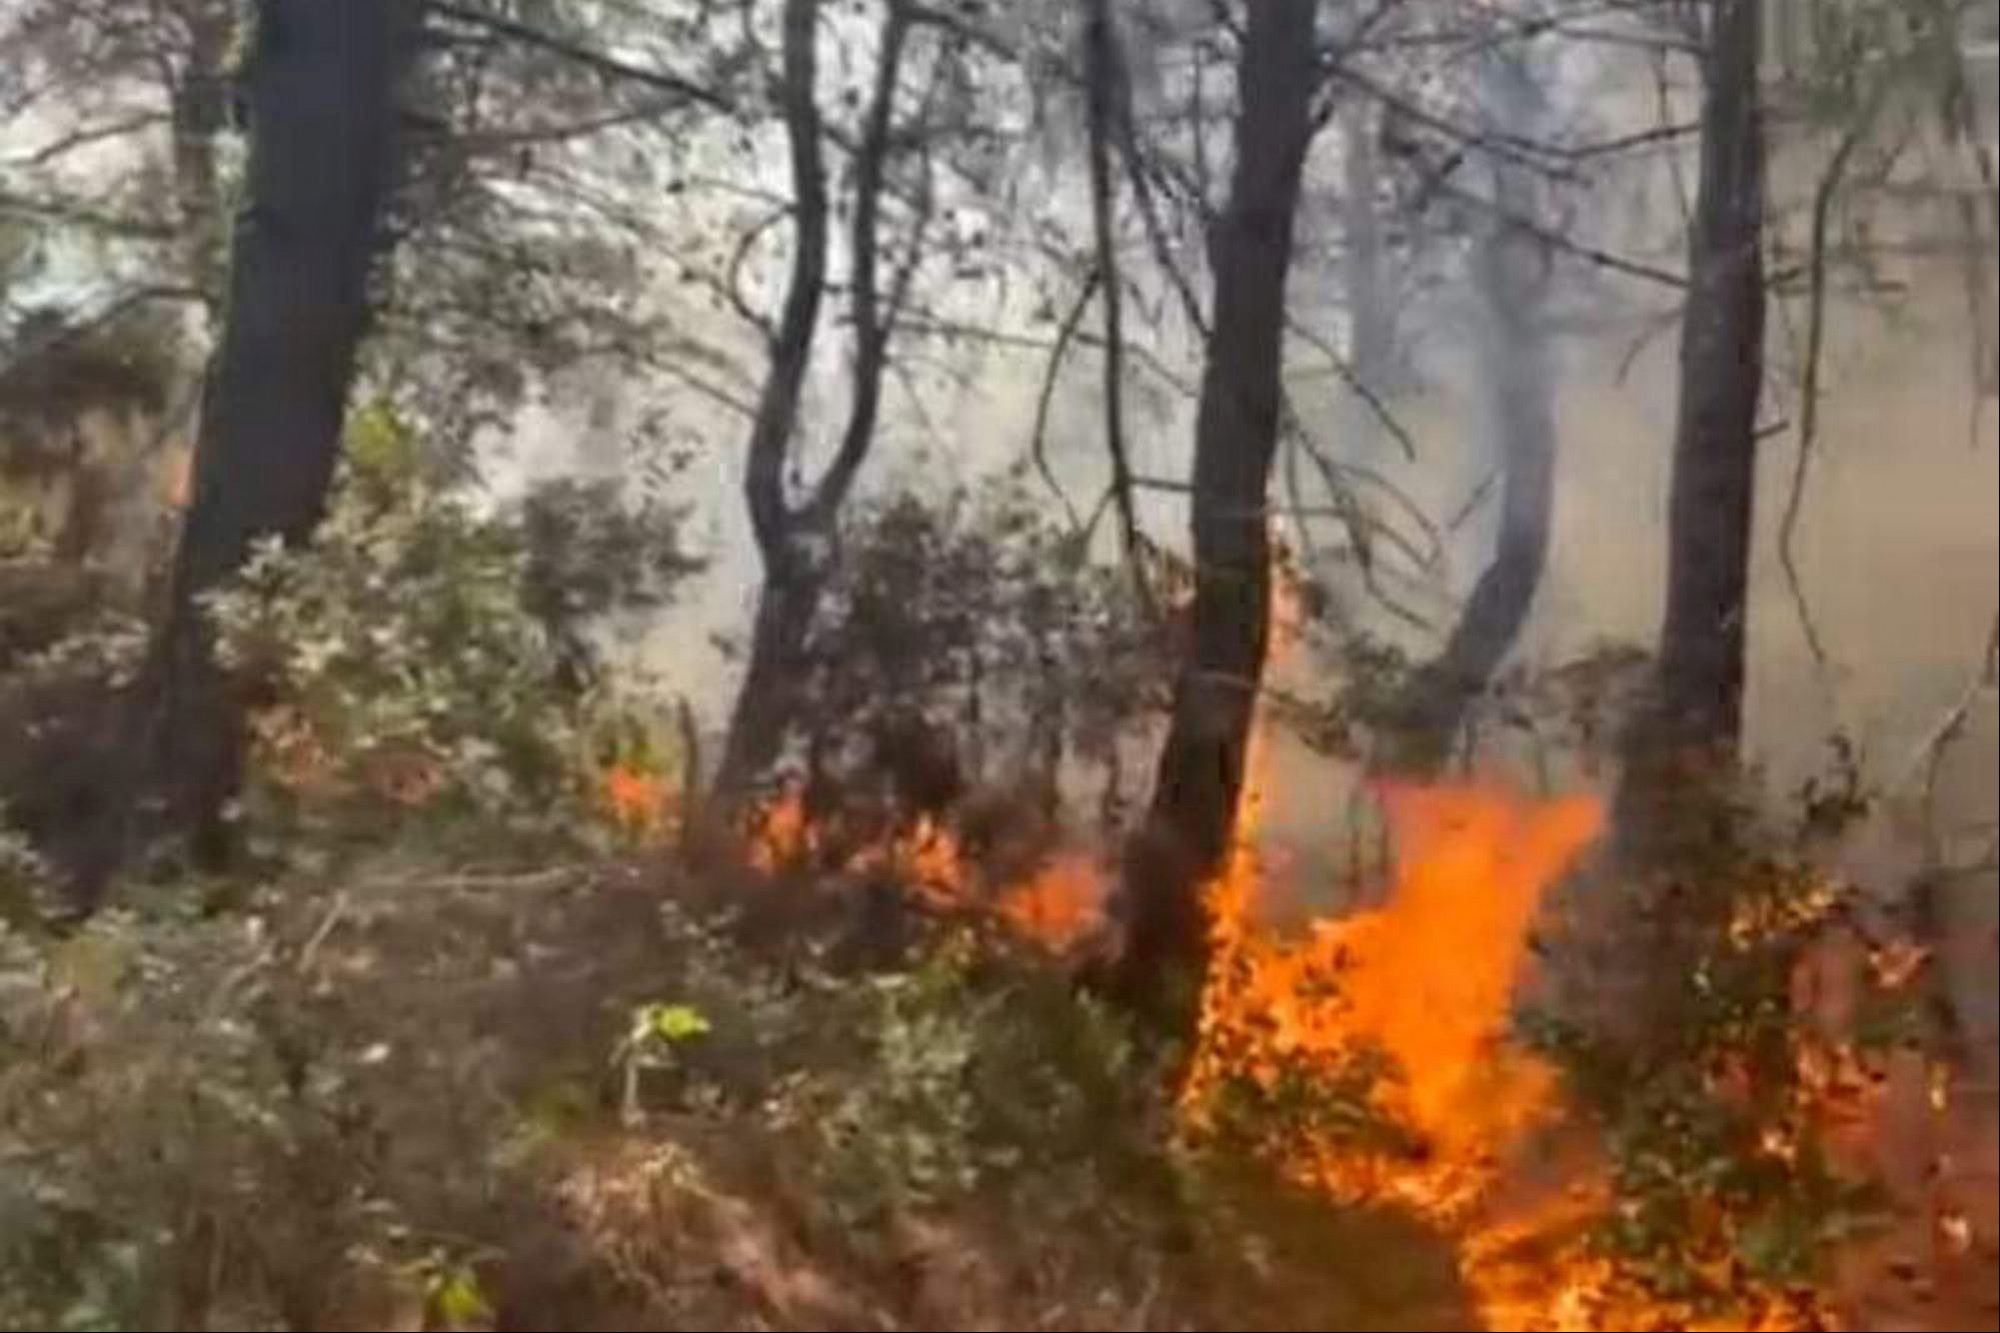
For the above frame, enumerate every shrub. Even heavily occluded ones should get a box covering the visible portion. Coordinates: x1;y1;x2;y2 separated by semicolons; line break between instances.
202;402;698;858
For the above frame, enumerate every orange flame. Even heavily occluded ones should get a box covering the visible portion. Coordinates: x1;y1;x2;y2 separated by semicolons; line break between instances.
746;790;816;872
602;764;671;840
996;852;1111;952
1179;685;1841;1329
1185;781;1601;1219
742;794;1108;954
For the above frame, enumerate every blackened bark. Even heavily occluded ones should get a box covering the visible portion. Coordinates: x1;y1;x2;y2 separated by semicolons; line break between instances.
70;0;414;896
1384;47;1557;777
1116;0;1320;1021
1083;0;1142;566
1616;0;1766;847
714;0;915;802
180;0;410;588
713;0;832;801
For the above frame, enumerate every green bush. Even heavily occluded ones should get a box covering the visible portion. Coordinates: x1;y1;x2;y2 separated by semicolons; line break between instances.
202;403;697;858
1527;795;1905;1324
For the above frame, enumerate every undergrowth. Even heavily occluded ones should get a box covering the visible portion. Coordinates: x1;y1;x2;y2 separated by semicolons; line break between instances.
0;844;1485;1332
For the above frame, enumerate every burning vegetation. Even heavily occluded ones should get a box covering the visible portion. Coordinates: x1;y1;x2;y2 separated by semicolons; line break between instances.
2;0;1995;1329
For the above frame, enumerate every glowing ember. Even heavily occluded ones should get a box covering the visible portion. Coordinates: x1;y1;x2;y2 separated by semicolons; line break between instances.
742;794;1107;953
995;852;1111;953
746;790;816;872
602;764;671;839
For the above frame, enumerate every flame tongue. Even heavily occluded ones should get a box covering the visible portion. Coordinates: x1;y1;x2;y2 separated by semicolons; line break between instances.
1337;785;1601;1164
1187;780;1602;1218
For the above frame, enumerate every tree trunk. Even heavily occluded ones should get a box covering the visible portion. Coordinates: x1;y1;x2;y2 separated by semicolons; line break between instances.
1383;44;1558;776
1115;0;1320;1022
1616;0;1767;848
712;0;832;802
717;561;825;798
1340;100;1395;397
714;0;915;803
69;0;414;897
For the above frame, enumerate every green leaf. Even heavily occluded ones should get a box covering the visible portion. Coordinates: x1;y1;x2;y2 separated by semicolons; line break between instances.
427;1266;493;1330
635;1002;711;1046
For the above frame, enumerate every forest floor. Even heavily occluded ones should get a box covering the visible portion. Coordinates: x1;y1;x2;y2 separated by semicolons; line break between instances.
2;847;1995;1331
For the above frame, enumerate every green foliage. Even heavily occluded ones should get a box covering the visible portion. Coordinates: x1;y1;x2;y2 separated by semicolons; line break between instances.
422;1255;496;1332
795;941;1149;1226
613;1000;714;1123
1527;804;1901;1321
793;472;1167;808
518;474;705;685
0;908;375;1330
0;304;179;447
634;1001;712;1046
1198;1042;1423;1170
202;402;696;856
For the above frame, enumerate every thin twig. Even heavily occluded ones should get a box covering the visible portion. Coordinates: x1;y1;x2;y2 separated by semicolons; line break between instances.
1083;0;1145;589
424;0;731;112
1027;269;1099;531
1446;468;1500;534
9;111;168;168
1780;82;1892;669
1438;178;1689;289
0;187;178;242
1286;317;1421;461
1887;614;1999;800
294;893;351;977
724;206;791;346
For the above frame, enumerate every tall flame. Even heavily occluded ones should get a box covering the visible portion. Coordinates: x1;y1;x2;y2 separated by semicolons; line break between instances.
1176;565;1847;1329
1185;779;1601;1220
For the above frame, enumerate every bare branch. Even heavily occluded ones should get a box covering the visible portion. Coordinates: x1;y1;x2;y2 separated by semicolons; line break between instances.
1084;0;1145;588
1027;268;1099;531
741;0;828;558
424;0;732;113
1328;64;1579;181
0;186;178;242
1285;317;1420;460
1439;177;1690;289
897;312;1199;398
724;205;790;345
905;0;1016;62
802;0;913;523
8;111;169;168
1779;84;1890;672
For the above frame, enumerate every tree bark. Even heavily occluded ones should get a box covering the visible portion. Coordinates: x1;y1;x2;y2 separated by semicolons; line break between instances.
714;0;916;802
1083;0;1142;565
1340;99;1395;397
1615;0;1766;848
71;0;415;896
1115;0;1320;1022
712;0;832;801
1383;44;1558;776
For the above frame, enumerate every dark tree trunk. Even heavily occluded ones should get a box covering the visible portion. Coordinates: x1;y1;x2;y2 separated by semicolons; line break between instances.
712;0;836;802
1616;0;1766;847
1383;45;1557;777
1115;0;1320;1022
714;0;915;803
69;0;414;897
718;563;826;798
